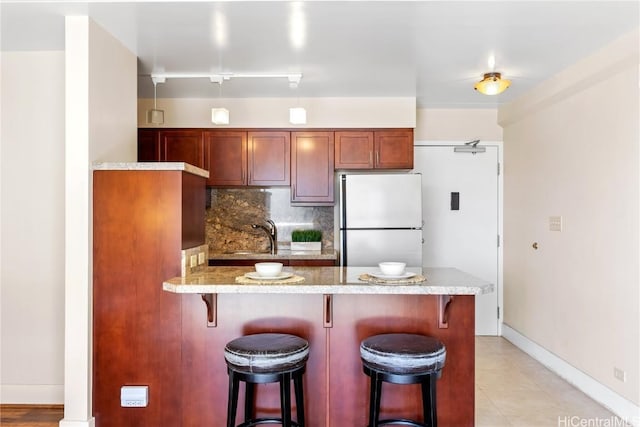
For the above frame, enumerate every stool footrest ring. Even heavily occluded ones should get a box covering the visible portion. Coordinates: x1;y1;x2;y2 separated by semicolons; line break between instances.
237;418;302;427
374;419;429;427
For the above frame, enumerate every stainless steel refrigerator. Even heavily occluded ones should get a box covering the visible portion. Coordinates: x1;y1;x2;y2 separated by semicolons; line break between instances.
339;173;423;266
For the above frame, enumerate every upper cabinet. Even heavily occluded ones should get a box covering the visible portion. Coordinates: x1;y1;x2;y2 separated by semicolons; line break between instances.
291;132;335;205
137;129;209;171
247;131;290;186
335;129;414;170
206;130;291;187
205;130;247;186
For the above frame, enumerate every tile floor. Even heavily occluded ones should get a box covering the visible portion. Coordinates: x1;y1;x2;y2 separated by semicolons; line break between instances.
476;336;629;427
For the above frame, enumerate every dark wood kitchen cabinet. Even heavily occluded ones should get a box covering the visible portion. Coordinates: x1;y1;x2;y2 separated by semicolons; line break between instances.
291;131;335;205
247;131;290;186
335;129;414;170
137;129;209;171
205;130;247;186
205;130;290;187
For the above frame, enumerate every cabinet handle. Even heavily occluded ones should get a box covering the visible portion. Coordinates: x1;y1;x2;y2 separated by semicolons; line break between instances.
375;151;380;166
369;151;373;166
292;185;296;199
323;294;333;328
242;169;245;183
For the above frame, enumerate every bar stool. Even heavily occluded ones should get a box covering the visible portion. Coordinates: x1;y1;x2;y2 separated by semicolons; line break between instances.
360;333;446;427
224;333;309;427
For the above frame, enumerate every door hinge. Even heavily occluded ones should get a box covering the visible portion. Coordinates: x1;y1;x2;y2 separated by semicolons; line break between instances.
497;306;500;319
497;234;501;247
497;162;501;176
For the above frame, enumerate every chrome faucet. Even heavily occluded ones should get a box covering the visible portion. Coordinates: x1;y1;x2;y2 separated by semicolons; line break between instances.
251;219;278;254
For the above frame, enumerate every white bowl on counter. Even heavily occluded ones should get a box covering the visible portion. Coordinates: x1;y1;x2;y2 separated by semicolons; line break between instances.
378;262;406;276
254;262;284;277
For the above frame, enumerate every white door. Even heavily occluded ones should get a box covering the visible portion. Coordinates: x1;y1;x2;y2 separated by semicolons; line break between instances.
413;144;500;335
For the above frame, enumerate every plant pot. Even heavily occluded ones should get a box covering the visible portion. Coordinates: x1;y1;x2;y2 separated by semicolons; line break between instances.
290;241;322;252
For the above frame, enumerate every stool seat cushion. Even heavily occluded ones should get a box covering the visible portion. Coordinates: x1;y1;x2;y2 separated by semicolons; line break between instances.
360;333;446;375
225;333;309;373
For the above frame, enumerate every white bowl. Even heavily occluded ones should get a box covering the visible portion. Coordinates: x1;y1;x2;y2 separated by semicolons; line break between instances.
378;262;406;276
254;262;283;277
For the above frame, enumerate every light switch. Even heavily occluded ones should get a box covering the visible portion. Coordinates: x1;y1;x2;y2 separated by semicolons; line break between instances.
549;216;562;231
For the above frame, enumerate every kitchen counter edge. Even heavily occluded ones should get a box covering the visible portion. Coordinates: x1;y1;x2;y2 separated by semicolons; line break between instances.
163;266;494;296
93;161;209;179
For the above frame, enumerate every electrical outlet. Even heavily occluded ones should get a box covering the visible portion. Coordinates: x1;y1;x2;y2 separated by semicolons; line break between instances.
198;251;206;265
121;386;148;407
549;216;562;231
614;367;627;382
190;254;197;268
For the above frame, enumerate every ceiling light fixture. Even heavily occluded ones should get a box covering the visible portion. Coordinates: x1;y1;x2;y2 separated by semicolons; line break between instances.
474;72;511;95
289;107;307;125
211;108;230;125
147;76;165;124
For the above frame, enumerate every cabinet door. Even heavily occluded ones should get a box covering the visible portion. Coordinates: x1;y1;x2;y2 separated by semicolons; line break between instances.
248;131;290;186
138;129;160;161
159;130;208;170
374;129;414;169
334;131;374;169
291;132;335;204
206;131;247;186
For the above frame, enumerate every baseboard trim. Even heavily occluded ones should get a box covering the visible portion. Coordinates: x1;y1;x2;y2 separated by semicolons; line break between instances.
502;324;640;427
0;384;63;404
59;418;95;427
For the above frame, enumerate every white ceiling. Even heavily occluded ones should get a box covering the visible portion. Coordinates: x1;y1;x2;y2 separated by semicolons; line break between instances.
1;1;638;108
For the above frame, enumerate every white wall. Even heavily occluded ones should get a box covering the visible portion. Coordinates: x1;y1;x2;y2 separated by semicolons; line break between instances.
500;28;639;414
0;51;65;403
137;97;416;128
62;17;137;427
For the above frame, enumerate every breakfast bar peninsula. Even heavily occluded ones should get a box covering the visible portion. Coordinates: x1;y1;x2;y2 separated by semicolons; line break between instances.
164;266;493;426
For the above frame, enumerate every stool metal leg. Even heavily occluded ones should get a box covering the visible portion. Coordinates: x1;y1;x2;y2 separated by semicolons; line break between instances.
368;371;383;427
244;382;255;424
294;372;305;427
279;372;292;427
227;370;240;427
421;374;437;427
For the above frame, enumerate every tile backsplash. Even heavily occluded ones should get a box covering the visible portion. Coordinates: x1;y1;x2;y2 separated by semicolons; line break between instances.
205;188;334;254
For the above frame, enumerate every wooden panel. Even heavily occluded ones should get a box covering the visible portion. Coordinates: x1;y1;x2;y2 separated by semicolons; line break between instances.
208;259;290;266
291;132;335;204
137;129;160;161
375;129;414;169
93;170;189;427
181;172;206;249
248;131;290;186
180;294;328;427
288;259;336;267
160;130;208;170
206;131;247;186
334;131;374;169
329;294;475;426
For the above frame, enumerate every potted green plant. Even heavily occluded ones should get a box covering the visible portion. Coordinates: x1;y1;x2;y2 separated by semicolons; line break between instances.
291;229;322;252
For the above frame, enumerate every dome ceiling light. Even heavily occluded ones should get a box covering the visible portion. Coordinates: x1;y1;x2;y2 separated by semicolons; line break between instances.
474;72;511;96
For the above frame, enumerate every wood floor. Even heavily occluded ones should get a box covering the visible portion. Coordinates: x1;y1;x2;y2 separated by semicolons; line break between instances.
0;405;63;427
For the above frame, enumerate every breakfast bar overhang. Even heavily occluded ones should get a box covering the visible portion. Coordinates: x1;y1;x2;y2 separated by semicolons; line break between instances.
164;266;493;426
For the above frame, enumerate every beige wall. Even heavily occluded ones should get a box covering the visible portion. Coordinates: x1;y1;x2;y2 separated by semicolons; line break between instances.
62;17;138;426
0;51;65;403
500;29;639;406
415;108;502;141
137;97;416;128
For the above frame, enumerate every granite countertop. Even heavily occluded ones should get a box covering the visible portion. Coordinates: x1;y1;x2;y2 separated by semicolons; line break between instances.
93;162;209;179
210;248;338;261
163;266;494;296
